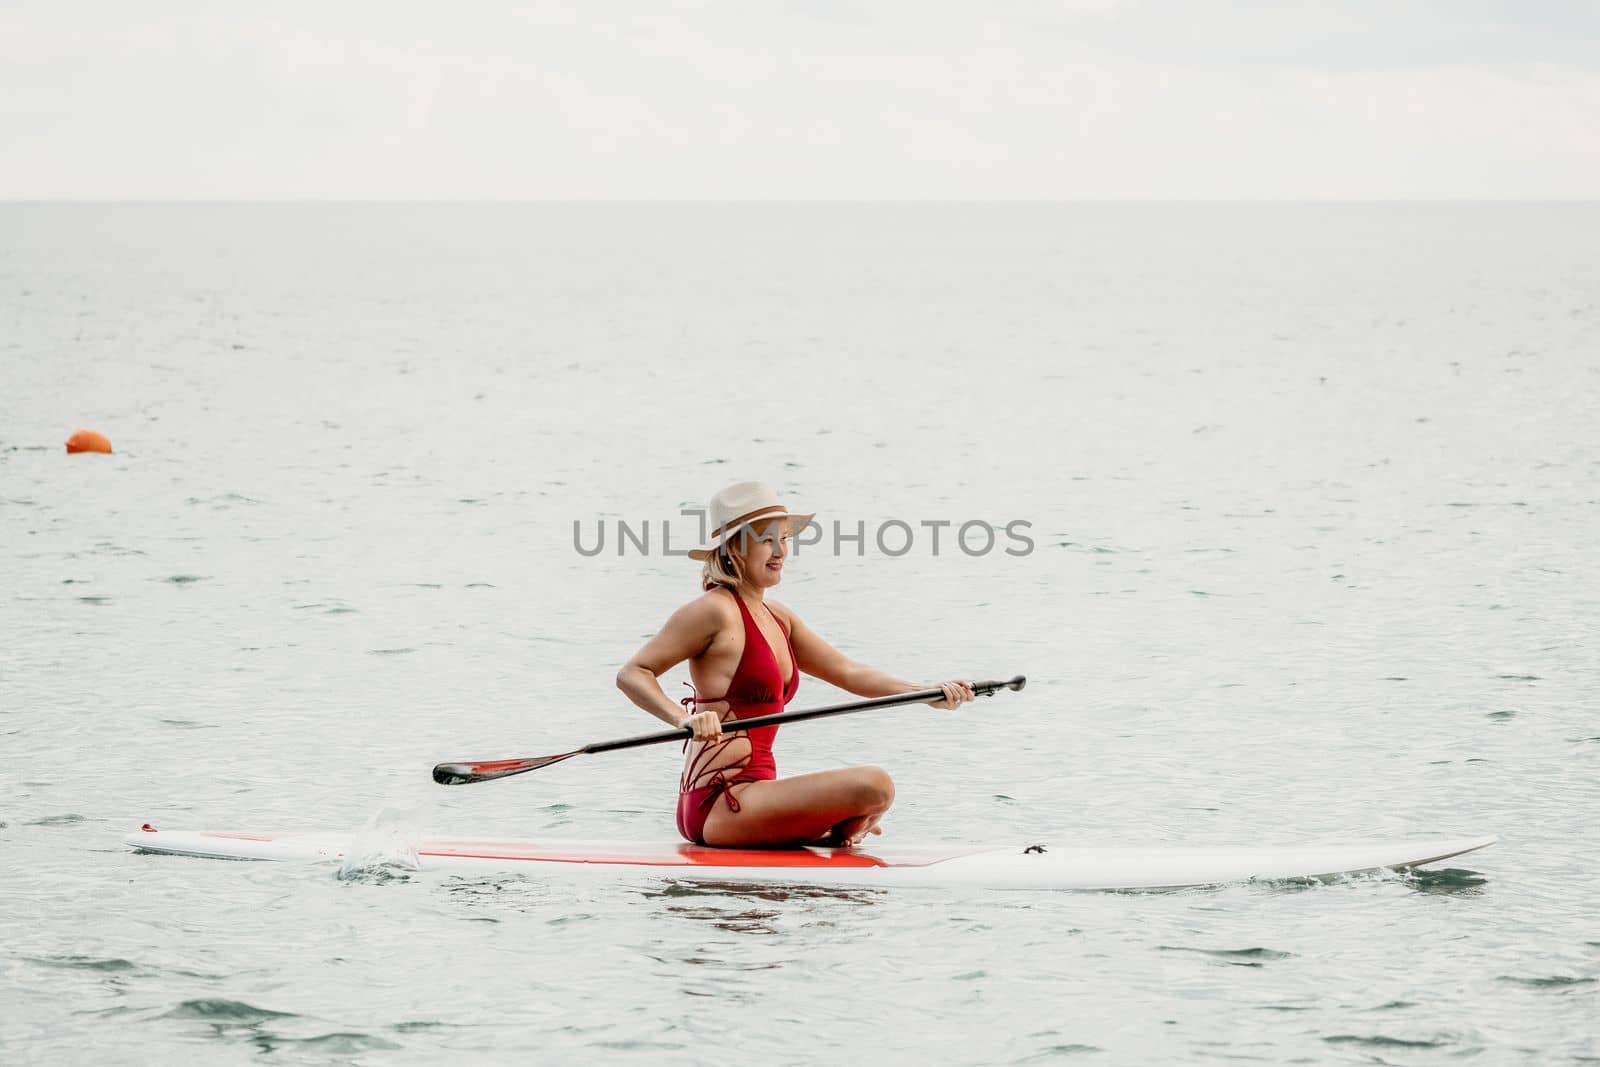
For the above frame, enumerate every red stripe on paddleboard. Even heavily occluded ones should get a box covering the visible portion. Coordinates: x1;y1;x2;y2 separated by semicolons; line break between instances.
202;832;277;841
169;834;980;870
415;845;917;869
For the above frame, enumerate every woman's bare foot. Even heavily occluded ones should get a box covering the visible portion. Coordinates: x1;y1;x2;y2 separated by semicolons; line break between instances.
821;814;884;847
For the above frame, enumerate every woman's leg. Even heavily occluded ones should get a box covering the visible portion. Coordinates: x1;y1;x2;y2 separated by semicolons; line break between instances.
700;766;895;848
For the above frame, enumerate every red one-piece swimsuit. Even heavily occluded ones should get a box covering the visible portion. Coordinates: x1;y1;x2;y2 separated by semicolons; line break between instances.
675;587;799;845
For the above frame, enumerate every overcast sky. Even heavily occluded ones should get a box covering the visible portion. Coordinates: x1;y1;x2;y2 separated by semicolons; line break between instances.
2;1;1597;199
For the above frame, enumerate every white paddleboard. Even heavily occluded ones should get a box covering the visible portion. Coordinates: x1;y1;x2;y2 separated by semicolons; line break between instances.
125;825;1495;892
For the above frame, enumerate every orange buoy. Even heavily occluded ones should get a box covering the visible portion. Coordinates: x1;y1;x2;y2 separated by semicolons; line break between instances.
66;429;113;454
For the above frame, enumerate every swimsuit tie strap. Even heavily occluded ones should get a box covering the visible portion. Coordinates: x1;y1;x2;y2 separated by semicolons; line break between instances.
679;682;732;752
680;681;731;712
709;768;742;813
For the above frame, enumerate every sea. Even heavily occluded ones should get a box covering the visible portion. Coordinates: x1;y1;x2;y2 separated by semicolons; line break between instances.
2;203;1597;1065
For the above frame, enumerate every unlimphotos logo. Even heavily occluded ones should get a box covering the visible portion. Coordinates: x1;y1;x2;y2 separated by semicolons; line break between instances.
573;511;1034;558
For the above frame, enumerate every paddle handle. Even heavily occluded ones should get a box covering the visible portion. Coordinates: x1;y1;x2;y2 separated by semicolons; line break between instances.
584;675;1026;755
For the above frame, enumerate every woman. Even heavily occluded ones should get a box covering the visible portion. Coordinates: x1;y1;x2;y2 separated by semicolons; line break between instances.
617;481;975;848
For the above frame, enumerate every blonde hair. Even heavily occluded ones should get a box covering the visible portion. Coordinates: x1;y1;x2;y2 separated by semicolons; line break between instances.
700;542;743;591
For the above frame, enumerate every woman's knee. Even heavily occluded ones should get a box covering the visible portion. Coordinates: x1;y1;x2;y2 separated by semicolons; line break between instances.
854;766;895;811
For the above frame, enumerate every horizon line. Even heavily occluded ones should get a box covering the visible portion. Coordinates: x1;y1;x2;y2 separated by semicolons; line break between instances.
3;197;1598;206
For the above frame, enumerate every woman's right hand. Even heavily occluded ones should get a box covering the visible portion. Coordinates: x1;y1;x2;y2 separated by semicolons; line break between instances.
680;703;728;743
926;679;976;710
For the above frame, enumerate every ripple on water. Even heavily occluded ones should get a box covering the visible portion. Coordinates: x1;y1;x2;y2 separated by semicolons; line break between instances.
1496;975;1597;989
161;999;295;1025
28;956;139;973
255;1033;402;1054
334;864;416;885
184;493;262;509
1405;867;1489;895
390;1020;473;1034
1323;1034;1453;1050
647;881;881;906
1158;946;1295;967
439;875;559;914
1020;1045;1102;1060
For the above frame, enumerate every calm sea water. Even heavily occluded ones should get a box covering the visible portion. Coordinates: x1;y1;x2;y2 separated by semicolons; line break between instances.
2;204;1597;1064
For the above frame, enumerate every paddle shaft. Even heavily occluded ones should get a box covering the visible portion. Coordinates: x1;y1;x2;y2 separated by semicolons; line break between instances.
432;675;1025;785
586;675;1026;755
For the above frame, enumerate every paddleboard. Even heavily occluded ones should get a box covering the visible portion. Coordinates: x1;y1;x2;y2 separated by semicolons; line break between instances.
125;825;1494;891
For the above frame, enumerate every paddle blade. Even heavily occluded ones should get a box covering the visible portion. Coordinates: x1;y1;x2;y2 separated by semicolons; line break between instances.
432;752;576;785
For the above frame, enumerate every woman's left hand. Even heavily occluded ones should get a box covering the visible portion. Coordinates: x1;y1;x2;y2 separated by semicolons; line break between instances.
927;679;976;710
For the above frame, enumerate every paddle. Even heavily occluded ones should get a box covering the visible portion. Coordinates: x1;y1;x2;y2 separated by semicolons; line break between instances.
432;675;1026;785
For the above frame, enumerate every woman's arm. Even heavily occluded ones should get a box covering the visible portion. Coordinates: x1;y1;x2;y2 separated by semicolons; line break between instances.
616;596;728;740
779;604;974;708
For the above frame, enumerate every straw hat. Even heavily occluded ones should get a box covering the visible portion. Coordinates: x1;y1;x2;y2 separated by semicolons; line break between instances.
688;481;815;561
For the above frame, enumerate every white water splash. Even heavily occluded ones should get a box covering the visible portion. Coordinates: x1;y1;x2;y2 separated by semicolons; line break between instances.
337;806;425;881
